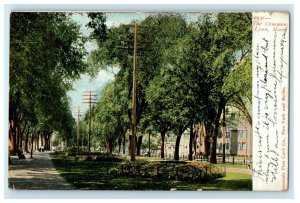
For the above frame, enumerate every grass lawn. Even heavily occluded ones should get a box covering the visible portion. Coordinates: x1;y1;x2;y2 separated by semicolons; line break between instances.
50;153;252;191
216;163;250;169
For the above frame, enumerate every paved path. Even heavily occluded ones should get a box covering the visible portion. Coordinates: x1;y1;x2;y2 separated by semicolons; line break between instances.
8;151;74;190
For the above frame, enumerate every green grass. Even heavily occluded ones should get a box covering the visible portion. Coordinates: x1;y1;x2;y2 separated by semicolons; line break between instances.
216;163;250;169
202;172;252;190
50;153;252;191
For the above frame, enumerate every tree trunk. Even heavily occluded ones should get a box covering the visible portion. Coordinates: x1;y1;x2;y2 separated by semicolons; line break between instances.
19;122;27;149
30;130;36;159
122;133;126;154
129;134;136;161
107;138;113;155
41;134;44;148
118;135;122;154
174;134;182;161
210;122;219;163
25;128;30;153
222;105;226;164
136;136;143;156
16;125;20;151
49;136;51;150
9;121;17;155
188;124;194;160
210;98;225;164
36;134;40;151
193;126;197;159
174;125;188;161
12;121;17;154
44;134;49;150
160;131;166;158
204;134;210;157
82;132;84;147
20;129;23;148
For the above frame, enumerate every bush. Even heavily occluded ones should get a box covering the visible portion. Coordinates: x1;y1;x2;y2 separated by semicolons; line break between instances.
116;160;224;183
65;146;89;156
108;167;119;176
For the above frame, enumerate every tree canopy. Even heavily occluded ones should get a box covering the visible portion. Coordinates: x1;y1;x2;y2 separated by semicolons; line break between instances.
9;12;88;154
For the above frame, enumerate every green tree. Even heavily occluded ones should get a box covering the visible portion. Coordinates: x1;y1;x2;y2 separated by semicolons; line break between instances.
9;12;87;154
87;13;188;160
90;83;129;155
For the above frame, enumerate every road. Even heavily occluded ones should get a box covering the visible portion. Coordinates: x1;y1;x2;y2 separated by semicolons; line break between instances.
8;151;74;190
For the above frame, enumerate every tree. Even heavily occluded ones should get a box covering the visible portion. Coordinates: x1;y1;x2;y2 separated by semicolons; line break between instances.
9;12;87;154
87;13;188;160
159;13;252;163
90;83;129;155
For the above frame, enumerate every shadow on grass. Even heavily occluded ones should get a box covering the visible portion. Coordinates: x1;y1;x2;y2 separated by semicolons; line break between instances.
202;179;252;191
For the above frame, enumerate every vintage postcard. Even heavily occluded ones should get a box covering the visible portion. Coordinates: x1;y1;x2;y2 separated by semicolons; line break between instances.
7;11;289;191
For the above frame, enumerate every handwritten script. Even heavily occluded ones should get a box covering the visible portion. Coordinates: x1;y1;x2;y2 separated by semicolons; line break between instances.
252;12;289;191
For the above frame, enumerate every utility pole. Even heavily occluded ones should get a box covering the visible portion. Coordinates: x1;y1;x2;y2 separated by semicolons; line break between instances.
130;21;138;161
118;22;149;161
73;106;83;154
82;91;97;152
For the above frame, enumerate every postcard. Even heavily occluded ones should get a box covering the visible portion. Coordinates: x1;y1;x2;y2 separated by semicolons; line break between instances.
7;11;289;191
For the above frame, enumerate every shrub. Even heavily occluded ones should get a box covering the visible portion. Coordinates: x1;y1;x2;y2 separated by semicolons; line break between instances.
108;167;120;176
65;146;89;156
116;160;224;183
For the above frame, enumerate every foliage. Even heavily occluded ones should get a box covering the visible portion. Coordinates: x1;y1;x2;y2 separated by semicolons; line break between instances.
89;82;129;154
9;12;88;153
65;146;89;156
85;13;252;162
115;160;224;182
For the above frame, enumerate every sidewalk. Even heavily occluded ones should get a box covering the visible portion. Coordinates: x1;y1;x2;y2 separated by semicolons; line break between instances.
8;151;74;190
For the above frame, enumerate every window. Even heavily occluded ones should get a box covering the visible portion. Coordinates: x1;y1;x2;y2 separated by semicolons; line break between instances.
226;132;230;138
239;142;246;150
242;143;246;150
239;130;247;138
226;143;230;150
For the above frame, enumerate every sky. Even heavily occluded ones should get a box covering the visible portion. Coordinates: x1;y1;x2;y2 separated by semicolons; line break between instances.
67;12;201;118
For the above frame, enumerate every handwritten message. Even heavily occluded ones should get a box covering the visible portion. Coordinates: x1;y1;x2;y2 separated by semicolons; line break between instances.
252;12;289;191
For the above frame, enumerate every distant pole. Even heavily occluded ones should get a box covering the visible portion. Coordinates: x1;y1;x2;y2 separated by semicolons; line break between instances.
130;21;138;161
82;91;97;152
73;106;83;154
148;133;151;157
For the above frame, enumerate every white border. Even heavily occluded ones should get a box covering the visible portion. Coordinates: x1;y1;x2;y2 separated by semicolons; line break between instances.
1;1;298;202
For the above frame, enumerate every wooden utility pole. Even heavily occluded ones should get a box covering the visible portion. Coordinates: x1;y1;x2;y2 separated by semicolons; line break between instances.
130;22;138;161
73;106;83;154
82;91;97;152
